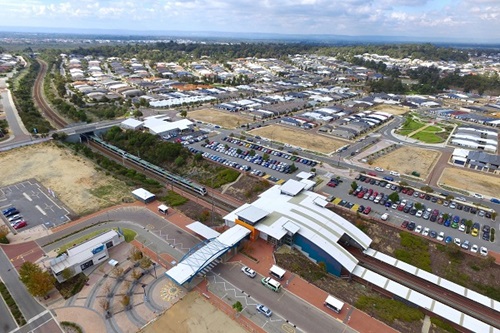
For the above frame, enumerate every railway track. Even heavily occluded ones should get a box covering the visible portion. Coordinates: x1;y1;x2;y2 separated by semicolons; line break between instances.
87;140;241;214
350;248;500;329
33;59;68;129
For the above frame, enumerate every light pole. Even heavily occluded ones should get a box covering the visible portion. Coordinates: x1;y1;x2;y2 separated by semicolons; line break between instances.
142;284;148;302
152;262;157;279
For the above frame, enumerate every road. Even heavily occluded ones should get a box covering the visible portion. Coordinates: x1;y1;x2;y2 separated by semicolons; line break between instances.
0;249;45;321
0;76;32;143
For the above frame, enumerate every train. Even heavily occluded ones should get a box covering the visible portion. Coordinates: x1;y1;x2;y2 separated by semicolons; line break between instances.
88;135;208;196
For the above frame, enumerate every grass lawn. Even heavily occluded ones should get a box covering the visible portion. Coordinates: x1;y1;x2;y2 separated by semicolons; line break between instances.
399;118;425;132
424;125;442;132
57;229;110;254
410;131;445;143
121;228;137;242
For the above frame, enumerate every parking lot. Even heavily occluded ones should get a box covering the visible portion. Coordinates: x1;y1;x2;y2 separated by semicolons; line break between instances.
321;173;498;253
0;179;71;232
188;134;318;182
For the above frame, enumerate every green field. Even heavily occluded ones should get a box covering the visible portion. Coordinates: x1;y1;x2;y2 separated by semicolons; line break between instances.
410;131;445;143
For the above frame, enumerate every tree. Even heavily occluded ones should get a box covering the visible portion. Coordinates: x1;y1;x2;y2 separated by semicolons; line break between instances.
129;248;143;262
351;181;358;191
61;268;73;281
0;225;9;244
139;256;153;271
414;202;423;210
232;301;243;312
388;192;399;203
180;110;187;118
19;262;55;297
420;186;433;193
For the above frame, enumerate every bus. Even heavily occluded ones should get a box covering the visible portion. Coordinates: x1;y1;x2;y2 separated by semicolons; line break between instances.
269;265;286;280
324;295;344;313
261;277;281;292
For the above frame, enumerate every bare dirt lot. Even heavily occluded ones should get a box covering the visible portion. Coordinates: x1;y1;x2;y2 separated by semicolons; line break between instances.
372;146;441;178
439;168;500;198
0;142;131;215
140;291;247;333
189;109;252;129
371;104;409;115
249;124;346;154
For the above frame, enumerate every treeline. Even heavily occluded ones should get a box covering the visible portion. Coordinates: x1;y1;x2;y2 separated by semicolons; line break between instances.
369;68;500;95
69;42;319;62
103;126;187;167
320;44;469;62
351;57;401;78
11;60;53;133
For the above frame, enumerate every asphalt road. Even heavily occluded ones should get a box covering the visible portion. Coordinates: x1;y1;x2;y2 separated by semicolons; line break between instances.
0;77;31;143
0;248;45;321
211;264;357;333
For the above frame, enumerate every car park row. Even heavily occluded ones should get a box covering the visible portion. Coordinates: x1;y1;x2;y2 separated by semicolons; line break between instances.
326;173;494;255
2;206;28;230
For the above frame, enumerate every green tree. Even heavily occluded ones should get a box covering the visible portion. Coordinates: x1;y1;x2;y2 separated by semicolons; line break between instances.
180;110;187;118
414;202;423;210
19;262;55;297
139;256;153;270
232;301;243;312
420;186;433;193
388;192;399;203
351;181;358;191
61;268;73;281
174;156;185;167
0;225;9;244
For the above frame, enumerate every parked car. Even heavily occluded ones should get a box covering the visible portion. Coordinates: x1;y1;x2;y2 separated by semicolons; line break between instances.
470;244;478;253
415;225;423;233
461;240;470;250
256;304;272;317
444;236;452;244
480;247;488;256
363;206;372;214
429;230;437;238
374;167;384;172
437;232;445;241
453;238;461;246
407;222;416;231
241;266;256;278
4;209;20;217
13;220;27;229
2;207;17;216
380;213;389;221
401;220;409;228
490;198;500;204
422;227;430;236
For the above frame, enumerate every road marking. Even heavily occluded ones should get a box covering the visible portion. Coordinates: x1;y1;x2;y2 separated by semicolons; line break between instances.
35;205;47;215
23;192;33;201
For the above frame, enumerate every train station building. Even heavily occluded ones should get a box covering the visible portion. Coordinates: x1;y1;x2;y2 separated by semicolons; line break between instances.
223;179;372;276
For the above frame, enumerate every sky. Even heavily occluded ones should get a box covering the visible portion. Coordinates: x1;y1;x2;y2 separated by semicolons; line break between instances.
0;0;499;41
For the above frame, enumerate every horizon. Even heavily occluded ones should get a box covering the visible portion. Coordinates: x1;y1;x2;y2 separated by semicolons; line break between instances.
0;0;499;44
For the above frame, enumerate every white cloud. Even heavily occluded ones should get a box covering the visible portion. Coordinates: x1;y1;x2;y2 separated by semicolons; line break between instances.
0;0;497;41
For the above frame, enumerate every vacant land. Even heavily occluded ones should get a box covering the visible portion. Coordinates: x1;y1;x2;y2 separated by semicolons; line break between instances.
371;104;409;116
372;146;441;178
439;168;500;198
140;292;247;333
249;124;345;154
0;142;131;215
189;109;252;129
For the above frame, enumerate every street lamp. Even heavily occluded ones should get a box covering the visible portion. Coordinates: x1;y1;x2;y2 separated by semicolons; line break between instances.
152;262;157;279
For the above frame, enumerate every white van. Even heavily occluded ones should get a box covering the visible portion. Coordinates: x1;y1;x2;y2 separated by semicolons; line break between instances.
324;295;344;313
389;171;400;177
261;277;281;292
269;265;286;280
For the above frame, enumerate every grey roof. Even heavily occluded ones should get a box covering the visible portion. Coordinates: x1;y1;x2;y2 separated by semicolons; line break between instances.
280;179;306;196
236;205;269;225
468;151;500;165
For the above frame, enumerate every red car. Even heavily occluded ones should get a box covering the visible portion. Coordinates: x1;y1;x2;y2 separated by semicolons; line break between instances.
407;189;414;196
363;206;372;214
368;172;377;177
13;220;27;229
401;188;408;194
327;182;337;187
357;191;365;198
401;220;409;228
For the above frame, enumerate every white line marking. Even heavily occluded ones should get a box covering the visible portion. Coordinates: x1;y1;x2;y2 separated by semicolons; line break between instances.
35;205;46;215
23;193;33;201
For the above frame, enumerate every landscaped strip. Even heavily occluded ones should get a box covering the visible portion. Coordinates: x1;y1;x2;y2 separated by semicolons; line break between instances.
0;282;27;326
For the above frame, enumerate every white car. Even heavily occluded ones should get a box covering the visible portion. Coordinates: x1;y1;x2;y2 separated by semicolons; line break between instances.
480;247;488;256
415;210;423;218
437;232;445;241
458;224;466;232
389;171;400;177
380;213;389;221
374;167;384;172
473;193;483;199
470;244;478;253
456;197;466;202
256;304;272;317
415;225;423;233
241;266;256;278
454;238;461;246
422;227;430;237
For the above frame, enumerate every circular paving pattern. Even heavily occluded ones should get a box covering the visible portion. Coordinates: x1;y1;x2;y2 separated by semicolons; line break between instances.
160;281;182;302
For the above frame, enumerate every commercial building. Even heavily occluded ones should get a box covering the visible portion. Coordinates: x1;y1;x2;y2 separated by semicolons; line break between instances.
49;230;125;282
